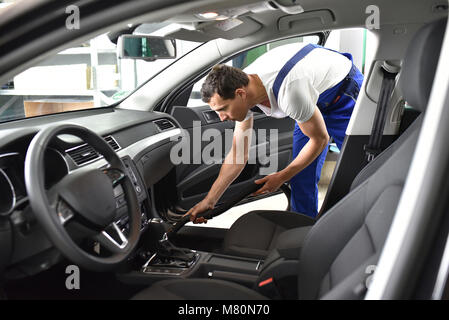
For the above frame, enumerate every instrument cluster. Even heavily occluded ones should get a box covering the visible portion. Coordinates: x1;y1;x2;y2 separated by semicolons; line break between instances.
0;149;69;216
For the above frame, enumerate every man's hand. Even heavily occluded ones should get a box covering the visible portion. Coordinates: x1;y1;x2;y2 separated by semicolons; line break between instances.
184;198;215;224
252;173;286;196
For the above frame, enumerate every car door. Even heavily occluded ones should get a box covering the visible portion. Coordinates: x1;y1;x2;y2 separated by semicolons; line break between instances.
157;34;326;217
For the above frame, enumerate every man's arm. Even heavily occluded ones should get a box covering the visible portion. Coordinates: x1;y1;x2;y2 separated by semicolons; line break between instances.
186;116;254;223
253;107;329;194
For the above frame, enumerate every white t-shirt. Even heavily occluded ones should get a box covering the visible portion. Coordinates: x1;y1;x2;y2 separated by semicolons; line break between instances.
241;43;352;123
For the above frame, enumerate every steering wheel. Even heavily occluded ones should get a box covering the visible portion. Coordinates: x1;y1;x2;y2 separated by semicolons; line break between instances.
25;124;141;271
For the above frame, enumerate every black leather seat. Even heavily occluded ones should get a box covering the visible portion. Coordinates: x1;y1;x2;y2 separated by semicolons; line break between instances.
223;210;314;259
133;18;446;300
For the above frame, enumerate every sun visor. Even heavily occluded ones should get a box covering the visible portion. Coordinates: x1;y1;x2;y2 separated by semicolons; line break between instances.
166;28;217;42
278;10;335;31
166;17;262;42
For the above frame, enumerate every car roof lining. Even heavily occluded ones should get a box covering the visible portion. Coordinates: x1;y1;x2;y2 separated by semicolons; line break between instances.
0;0;447;93
160;0;448;40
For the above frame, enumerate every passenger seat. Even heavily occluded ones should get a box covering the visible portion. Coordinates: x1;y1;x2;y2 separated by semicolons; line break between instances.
221;19;442;261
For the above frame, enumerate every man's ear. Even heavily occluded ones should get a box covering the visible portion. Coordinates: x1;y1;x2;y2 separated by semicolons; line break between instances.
235;88;247;99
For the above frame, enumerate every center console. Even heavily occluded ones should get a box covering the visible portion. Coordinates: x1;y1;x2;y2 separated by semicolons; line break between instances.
117;219;264;289
119;249;262;288
113;156;150;232
142;252;261;286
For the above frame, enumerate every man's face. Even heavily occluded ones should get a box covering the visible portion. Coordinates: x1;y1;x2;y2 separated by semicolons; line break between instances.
208;89;248;122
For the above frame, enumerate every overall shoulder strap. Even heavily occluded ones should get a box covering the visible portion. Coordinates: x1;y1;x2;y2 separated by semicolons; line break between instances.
272;43;319;102
272;44;355;103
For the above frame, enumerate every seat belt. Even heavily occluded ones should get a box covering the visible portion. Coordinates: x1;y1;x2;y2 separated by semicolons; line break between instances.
364;61;399;163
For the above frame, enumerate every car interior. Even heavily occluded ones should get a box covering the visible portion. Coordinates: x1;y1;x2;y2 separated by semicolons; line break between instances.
0;0;448;300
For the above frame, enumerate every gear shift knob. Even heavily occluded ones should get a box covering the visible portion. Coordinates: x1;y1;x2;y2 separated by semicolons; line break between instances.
156;234;196;262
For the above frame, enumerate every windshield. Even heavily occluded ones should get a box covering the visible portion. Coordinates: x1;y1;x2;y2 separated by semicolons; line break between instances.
0;24;203;123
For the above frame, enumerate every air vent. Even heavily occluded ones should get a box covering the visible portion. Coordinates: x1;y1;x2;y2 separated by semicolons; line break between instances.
154;119;176;131
66;136;121;166
104;135;120;151
66;144;99;166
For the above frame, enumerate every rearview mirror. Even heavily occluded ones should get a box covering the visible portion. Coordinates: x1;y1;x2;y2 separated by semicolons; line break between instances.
117;35;176;61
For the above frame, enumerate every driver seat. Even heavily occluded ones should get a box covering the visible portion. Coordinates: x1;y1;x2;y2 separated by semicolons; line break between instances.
132;18;445;300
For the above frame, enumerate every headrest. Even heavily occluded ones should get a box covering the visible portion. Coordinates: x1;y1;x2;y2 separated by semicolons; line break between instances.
400;18;447;112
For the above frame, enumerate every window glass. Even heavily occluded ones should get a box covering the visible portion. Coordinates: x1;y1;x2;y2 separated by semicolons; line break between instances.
0;24;203;123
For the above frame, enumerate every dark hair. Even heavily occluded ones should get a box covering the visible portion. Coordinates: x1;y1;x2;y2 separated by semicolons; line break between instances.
201;64;249;103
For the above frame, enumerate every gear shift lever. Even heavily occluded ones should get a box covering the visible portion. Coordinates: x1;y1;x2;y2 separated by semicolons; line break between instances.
156;233;196;262
142;232;197;270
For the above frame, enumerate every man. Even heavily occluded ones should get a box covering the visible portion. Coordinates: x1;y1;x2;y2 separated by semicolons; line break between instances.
187;42;364;222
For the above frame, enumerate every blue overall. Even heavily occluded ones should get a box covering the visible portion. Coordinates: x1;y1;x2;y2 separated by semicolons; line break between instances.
273;44;364;218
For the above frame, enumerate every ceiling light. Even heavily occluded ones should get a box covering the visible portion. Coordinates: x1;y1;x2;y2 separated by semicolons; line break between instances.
198;12;219;19
215;15;229;21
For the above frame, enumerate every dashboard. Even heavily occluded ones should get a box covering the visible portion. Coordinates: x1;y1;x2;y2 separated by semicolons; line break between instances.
0;107;182;277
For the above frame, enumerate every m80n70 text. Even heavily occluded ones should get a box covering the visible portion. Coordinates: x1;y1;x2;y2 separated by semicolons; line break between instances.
222;304;270;315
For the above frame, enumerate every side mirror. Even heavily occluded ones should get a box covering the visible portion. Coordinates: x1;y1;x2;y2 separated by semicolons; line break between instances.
117;35;176;61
